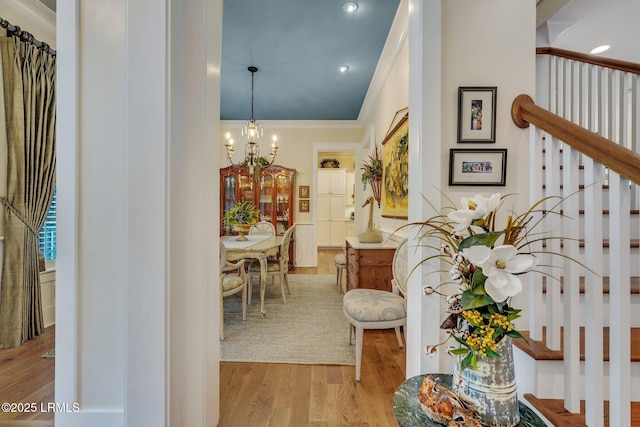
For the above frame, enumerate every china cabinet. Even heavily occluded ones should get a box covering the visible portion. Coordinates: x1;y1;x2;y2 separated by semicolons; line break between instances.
220;164;296;268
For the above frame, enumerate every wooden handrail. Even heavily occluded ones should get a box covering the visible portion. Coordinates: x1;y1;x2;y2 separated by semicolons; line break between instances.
536;47;640;75
511;94;640;185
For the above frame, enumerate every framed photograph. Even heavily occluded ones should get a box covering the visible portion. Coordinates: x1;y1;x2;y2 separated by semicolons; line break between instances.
299;199;310;212
449;149;507;186
381;108;409;219
457;86;497;143
299;185;310;198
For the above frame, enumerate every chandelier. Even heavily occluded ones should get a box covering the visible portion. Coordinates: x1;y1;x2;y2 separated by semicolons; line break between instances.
224;66;278;179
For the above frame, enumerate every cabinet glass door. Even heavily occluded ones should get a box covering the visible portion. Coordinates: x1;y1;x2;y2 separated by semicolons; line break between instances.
223;174;237;213
238;174;255;204
275;174;291;235
259;174;274;223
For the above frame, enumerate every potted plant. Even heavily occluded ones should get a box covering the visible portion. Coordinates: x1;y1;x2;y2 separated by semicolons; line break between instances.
360;144;383;205
223;200;260;240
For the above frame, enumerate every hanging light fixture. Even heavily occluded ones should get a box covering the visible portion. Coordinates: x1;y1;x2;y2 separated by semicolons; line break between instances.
225;66;278;180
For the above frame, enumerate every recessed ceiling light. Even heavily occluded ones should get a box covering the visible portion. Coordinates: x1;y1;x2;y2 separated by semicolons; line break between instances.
339;65;349;73
343;2;358;13
590;44;610;54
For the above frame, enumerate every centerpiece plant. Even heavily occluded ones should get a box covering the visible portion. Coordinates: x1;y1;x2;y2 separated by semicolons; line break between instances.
223;200;260;229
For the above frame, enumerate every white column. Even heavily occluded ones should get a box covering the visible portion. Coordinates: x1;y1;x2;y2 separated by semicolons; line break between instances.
55;1;222;426
407;0;443;377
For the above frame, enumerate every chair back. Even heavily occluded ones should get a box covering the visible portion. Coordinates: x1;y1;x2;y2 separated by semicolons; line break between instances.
392;239;408;296
278;224;296;267
249;220;276;236
219;240;227;274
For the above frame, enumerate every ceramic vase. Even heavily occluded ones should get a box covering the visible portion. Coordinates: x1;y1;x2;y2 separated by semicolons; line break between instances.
452;336;520;427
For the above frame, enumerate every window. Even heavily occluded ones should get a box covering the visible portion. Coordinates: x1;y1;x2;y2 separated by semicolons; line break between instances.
39;187;56;262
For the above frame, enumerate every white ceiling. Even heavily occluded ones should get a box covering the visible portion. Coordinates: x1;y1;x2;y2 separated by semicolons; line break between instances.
537;0;640;64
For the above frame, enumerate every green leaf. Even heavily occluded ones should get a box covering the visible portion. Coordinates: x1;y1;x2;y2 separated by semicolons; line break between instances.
485;347;500;358
453;335;468;346
507;330;525;339
462;290;493;310
450;348;469;355
458;231;505;251
460;353;474;371
471;269;487;290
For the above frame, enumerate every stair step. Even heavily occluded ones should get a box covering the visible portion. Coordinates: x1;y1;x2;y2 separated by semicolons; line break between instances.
541;276;640;294
523;394;640;427
514;327;640;362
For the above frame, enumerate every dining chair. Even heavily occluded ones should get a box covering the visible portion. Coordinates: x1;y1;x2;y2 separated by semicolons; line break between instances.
249;220;276;236
247;224;296;305
342;238;407;381
219;241;247;340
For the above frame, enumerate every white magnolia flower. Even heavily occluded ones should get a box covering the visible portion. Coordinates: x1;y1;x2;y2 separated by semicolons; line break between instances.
462;244;537;302
447;193;501;232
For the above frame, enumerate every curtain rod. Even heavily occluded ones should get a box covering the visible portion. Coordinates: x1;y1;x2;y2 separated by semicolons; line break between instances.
0;17;56;58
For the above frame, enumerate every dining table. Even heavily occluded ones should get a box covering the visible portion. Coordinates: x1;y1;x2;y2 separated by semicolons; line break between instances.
221;234;283;317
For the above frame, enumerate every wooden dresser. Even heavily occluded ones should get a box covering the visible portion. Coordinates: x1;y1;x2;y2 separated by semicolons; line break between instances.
345;236;400;292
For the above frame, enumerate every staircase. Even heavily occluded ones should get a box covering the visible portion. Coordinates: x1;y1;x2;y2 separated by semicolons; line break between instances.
509;49;640;426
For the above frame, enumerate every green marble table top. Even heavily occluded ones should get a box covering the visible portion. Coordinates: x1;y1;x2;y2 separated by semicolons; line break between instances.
393;374;548;427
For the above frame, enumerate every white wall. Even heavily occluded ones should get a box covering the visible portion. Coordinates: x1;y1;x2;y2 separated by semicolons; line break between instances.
441;1;536;211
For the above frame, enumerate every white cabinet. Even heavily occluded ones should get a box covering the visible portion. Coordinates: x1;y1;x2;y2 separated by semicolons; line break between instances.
317;169;346;247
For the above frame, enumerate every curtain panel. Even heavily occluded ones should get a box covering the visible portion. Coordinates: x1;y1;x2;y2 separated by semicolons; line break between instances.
0;37;56;348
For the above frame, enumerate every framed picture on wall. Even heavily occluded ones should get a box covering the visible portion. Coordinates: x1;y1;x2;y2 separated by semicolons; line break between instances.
299;199;310;212
299;185;310;198
381;108;409;219
449;148;507;186
457;86;497;143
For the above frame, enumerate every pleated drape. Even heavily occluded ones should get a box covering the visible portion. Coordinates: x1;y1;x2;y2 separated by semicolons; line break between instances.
0;37;56;348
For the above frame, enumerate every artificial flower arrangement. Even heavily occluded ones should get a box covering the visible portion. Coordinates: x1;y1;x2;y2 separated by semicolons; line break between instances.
360;143;383;190
418;192;553;371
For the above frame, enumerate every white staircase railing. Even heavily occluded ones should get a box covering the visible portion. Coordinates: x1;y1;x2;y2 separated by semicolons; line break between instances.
512;49;640;427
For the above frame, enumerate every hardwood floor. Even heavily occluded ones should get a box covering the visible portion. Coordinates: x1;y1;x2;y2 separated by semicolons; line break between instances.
0;326;55;426
220;330;406;427
0;249;407;427
220;248;408;426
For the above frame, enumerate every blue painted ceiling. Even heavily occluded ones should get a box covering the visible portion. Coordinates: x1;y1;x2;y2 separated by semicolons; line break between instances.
220;0;401;121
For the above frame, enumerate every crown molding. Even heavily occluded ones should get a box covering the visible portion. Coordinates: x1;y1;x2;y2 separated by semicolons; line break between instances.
220;120;363;130
0;0;56;37
357;0;409;125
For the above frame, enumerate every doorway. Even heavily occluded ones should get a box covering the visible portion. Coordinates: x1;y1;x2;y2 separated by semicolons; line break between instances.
312;143;361;266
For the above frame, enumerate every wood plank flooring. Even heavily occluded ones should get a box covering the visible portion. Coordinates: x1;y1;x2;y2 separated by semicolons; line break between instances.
220;248;408;426
0;249;407;427
0;325;55;426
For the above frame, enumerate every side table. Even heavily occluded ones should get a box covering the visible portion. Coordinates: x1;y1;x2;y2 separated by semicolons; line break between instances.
393;374;548;427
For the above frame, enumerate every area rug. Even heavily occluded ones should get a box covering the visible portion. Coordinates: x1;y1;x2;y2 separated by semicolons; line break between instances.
220;274;355;365
41;349;55;358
